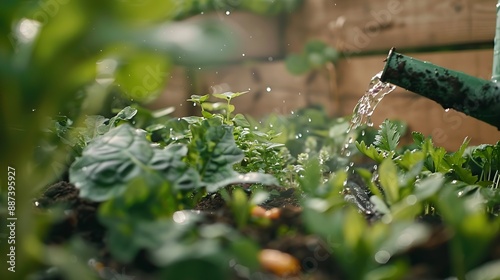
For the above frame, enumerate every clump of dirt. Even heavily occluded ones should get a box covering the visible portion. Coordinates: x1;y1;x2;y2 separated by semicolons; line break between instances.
34;181;104;246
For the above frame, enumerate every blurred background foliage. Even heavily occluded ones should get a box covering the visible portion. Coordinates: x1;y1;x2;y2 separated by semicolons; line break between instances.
0;0;301;278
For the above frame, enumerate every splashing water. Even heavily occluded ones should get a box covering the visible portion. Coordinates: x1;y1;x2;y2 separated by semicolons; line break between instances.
340;72;396;212
347;71;396;132
341;71;396;159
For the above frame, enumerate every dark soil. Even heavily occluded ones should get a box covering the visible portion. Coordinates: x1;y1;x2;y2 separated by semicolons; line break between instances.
33;181;500;280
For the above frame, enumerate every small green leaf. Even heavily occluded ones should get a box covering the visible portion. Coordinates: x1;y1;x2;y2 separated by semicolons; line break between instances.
212;91;248;101
187;94;210;103
412;131;425;146
374;120;401;152
356;141;388;163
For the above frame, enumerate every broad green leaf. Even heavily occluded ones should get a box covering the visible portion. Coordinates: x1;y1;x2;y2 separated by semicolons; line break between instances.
374;120;401;152
413;173;444;201
188;122;244;186
395;150;425;171
70;124;199;201
434;187;499;272
379;158;400;205
232;113;251;128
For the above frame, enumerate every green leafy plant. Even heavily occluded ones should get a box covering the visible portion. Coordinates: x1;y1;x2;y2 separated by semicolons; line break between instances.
70;124;200;202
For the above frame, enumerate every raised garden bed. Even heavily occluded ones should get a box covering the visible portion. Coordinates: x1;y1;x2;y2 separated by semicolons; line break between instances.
29;94;500;280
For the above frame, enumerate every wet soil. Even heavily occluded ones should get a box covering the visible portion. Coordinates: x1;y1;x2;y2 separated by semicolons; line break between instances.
33;181;500;280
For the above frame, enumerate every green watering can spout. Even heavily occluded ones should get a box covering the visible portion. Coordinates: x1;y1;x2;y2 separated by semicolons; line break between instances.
380;1;500;130
380;48;500;130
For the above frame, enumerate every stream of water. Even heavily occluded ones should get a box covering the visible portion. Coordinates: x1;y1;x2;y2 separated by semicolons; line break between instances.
340;72;397;213
347;71;397;133
341;71;397;157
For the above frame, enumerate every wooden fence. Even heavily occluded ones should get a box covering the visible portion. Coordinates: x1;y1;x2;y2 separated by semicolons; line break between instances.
151;0;500;150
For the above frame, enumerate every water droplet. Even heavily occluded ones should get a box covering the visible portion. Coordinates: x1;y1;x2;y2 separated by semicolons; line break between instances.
268;57;273;61
374;250;391;264
31;109;36;112
308;118;312;122
405;195;417;205
173;211;187;224
242;53;245;57
445;108;450;112
266;87;271;92
225;11;230;15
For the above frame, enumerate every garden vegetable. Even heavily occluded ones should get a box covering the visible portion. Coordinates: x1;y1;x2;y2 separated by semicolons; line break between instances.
258;249;301;277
